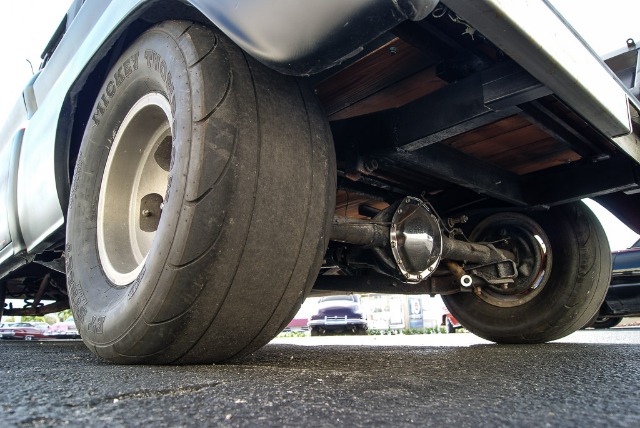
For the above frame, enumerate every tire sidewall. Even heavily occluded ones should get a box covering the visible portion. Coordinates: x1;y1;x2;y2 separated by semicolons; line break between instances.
67;28;193;345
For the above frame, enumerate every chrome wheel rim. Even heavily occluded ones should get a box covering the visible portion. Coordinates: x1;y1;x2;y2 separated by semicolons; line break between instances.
97;93;173;286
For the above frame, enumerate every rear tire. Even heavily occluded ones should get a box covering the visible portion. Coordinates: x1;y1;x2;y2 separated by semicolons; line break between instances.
443;202;610;343
66;21;335;364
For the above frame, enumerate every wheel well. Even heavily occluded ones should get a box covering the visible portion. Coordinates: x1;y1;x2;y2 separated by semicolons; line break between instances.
53;1;210;216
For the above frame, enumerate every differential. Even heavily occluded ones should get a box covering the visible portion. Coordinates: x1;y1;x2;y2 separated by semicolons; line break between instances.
329;195;516;286
390;197;443;283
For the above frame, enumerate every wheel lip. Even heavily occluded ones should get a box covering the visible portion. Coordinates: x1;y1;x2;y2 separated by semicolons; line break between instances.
97;93;173;286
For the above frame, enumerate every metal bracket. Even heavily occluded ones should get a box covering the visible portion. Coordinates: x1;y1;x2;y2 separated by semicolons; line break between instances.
470;259;518;285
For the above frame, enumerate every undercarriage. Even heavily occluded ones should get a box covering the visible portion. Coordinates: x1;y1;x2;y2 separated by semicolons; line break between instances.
1;1;638;362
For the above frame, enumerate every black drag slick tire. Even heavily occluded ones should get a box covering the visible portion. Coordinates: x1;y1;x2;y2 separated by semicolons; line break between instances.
66;21;336;364
443;202;611;343
591;316;623;329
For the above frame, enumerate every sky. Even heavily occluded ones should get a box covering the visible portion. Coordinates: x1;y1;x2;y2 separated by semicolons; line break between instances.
0;0;74;120
0;0;638;250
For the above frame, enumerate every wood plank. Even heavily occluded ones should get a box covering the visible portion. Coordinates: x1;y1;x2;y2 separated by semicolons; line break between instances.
444;115;531;149
454;124;551;158
488;138;582;175
442;111;582;175
328;67;446;121
316;38;437;118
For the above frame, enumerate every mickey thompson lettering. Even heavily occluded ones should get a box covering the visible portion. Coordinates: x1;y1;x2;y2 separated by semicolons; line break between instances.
144;49;177;113
91;50;177;127
91;52;140;126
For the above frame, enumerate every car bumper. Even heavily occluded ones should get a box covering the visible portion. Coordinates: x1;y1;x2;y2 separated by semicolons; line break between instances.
45;331;80;338
308;318;368;329
601;280;640;317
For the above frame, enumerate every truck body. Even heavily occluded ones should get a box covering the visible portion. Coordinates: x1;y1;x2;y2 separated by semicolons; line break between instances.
0;0;638;363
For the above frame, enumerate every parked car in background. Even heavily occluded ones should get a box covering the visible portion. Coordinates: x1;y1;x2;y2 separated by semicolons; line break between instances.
45;317;80;339
0;322;49;340
308;295;368;336
588;239;640;329
282;317;309;333
442;308;463;333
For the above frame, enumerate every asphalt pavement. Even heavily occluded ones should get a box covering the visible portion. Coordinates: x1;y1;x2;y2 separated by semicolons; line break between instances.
1;329;639;427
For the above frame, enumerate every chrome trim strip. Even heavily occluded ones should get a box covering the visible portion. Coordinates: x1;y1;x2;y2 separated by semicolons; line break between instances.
8;130;26;254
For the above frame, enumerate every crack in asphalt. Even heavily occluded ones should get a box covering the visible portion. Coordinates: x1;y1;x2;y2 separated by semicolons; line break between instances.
78;383;221;407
